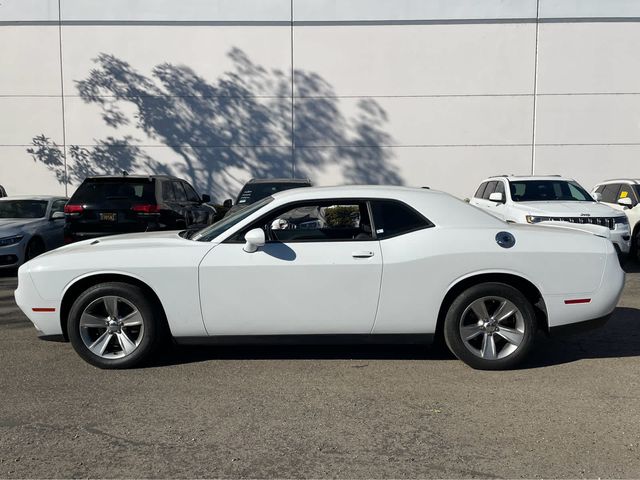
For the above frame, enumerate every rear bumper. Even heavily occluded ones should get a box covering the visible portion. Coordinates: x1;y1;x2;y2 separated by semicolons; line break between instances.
14;266;62;336
549;313;611;336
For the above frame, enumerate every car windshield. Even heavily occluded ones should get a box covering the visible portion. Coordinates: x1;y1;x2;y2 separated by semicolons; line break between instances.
71;178;155;203
236;182;309;206
192;196;274;242
509;180;594;202
0;200;48;219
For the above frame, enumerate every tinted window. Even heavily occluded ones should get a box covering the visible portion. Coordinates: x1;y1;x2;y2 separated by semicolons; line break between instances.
370;200;431;239
508;180;593;202
51;199;67;213
173;181;188;202
236;182;310;206
182;182;201;203
482;181;498;199
600;184;621;204
0;200;48;219
594;185;605;194
162;181;176;202
494;181;505;196
474;182;488;198
71;178;155;203
265;202;372;242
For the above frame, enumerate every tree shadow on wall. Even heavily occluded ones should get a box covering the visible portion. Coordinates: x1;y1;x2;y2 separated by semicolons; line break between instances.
27;48;402;200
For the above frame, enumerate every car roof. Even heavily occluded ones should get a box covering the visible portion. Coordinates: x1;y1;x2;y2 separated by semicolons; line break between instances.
0;195;67;201
484;175;575;182
595;178;640;185
245;178;311;185
84;174;178;181
269;185;444;201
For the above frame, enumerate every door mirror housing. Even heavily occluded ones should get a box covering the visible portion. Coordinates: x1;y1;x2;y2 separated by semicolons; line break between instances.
243;228;265;253
223;199;233;209
618;197;633;208
593;192;602;202
201;194;211;203
488;192;504;203
50;211;65;220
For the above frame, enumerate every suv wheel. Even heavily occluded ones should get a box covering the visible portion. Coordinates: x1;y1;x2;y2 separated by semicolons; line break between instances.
444;282;536;370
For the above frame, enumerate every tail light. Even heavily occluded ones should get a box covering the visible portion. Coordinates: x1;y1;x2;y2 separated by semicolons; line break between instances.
131;204;160;214
64;204;83;216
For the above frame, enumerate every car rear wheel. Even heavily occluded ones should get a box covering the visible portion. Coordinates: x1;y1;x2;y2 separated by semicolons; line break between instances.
67;282;162;369
443;282;536;370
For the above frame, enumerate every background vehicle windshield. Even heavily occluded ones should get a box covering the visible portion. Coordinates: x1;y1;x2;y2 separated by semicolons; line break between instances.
509;180;593;202
0;200;48;219
193;196;273;242
71;178;155;203
236;183;308;206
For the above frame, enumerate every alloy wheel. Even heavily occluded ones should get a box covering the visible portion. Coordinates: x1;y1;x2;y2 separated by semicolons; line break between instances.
79;296;145;359
459;296;526;360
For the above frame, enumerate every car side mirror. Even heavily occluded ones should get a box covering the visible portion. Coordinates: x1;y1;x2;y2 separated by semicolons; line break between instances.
223;199;233;209
51;211;65;220
201;194;211;203
592;192;602;202
488;192;504;203
618;197;633;208
243;228;265;253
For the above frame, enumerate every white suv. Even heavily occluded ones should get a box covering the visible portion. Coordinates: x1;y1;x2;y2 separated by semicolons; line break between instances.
470;175;631;255
592;179;640;259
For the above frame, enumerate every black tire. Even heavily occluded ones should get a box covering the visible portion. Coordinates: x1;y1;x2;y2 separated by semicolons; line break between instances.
25;237;45;261
632;226;640;262
67;282;163;369
443;282;536;370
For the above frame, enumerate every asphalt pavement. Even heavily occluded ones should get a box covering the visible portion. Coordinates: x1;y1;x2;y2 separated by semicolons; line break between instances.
1;265;639;478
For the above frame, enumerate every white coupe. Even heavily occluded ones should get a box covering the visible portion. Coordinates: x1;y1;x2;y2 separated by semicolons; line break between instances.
15;186;624;370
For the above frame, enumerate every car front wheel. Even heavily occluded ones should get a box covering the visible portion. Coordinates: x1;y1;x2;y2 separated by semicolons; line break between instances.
443;282;536;370
67;282;162;369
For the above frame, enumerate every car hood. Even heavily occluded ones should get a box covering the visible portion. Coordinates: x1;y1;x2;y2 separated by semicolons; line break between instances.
0;218;40;236
512;201;621;217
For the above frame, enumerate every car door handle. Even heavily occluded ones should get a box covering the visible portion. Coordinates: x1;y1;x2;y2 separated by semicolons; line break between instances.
352;251;374;258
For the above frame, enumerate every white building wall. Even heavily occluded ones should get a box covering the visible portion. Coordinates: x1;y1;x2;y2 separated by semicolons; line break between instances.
0;0;639;200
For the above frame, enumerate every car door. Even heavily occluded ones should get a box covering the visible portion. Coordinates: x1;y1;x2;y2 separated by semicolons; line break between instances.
198;199;382;335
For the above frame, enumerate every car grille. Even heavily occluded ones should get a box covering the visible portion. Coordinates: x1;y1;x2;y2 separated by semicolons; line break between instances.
543;217;615;230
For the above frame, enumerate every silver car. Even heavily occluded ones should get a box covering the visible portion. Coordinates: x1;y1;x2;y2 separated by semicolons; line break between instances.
0;196;68;269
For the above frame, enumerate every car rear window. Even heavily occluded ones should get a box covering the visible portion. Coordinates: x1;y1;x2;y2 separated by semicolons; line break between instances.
0;200;48;219
236;183;309;206
370;200;432;239
70;178;155;203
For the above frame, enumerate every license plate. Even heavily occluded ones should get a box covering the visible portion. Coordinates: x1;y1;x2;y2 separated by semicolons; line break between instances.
99;212;117;222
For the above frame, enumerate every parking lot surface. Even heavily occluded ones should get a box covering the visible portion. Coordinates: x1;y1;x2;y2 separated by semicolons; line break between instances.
1;266;640;479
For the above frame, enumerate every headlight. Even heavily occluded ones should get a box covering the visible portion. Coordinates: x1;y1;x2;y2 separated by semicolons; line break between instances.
614;216;629;226
0;235;24;246
526;215;546;224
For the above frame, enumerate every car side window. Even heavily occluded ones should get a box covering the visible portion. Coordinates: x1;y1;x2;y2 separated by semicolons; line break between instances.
474;182;488;199
494;181;505;196
182;182;201;203
51;199;67;213
618;185;637;206
263;201;373;242
601;184;621;204
162;181;176;202
370;200;432;239
482;181;498;200
173;181;188;202
594;185;605;194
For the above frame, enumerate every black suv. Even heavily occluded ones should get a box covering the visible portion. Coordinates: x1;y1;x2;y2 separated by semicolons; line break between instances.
224;178;312;216
64;175;218;242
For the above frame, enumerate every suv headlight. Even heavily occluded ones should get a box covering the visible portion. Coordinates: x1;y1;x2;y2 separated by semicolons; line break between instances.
0;235;24;246
526;215;547;224
614;216;629;226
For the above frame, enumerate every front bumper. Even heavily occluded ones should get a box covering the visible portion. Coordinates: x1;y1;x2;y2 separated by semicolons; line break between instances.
610;225;631;254
0;239;26;268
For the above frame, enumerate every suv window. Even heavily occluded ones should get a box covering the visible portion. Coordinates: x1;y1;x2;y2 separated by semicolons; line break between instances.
182;182;201;203
494;181;505;196
508;180;592;202
482;181;498;199
172;181;188;202
474;182;488;199
370;200;432;239
600;184;621;204
237;182;311;206
264;201;372;242
162;181;176;202
51;199;67;213
70;178;155;203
